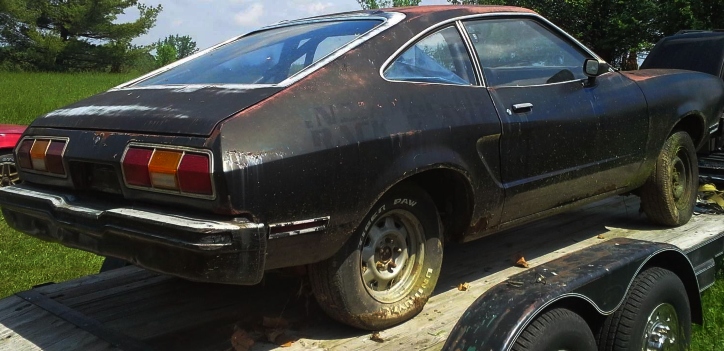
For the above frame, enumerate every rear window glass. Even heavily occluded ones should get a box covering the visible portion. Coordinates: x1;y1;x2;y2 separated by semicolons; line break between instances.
135;20;381;86
641;36;724;77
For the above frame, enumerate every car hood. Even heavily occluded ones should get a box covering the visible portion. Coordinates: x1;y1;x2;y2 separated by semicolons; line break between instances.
31;86;283;137
0;124;27;134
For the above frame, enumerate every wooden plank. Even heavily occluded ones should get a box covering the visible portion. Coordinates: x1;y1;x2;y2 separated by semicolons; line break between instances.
0;299;112;351
15;290;153;351
1;196;722;351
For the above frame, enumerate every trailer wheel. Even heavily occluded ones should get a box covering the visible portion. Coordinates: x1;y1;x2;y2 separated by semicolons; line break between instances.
640;131;698;226
598;267;691;351
0;153;19;187
309;185;443;330
512;308;597;351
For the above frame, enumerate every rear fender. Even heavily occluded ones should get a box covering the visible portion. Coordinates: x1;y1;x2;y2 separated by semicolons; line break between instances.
443;238;702;351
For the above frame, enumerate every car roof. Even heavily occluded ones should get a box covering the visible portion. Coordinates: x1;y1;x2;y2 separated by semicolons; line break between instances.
282;5;537;25
641;31;724;77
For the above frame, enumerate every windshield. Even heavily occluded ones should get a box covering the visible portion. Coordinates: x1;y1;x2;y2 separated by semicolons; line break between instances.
135;19;382;86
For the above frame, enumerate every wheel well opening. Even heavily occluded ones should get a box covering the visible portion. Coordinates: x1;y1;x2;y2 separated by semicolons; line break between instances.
673;114;706;150
643;252;703;325
542;297;605;340
400;169;473;242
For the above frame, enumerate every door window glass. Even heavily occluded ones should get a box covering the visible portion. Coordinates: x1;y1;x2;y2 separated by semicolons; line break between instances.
463;19;590;86
384;26;476;85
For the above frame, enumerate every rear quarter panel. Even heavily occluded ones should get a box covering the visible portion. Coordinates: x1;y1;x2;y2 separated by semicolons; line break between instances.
622;69;724;164
217;20;504;267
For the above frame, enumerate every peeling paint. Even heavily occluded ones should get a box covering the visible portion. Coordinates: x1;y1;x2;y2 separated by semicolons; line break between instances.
224;150;286;171
42;105;190;119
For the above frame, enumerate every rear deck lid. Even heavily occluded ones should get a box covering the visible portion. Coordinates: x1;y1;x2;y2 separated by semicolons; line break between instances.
31;86;282;136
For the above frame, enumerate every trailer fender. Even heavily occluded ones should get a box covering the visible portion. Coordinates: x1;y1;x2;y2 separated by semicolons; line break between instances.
443;238;702;351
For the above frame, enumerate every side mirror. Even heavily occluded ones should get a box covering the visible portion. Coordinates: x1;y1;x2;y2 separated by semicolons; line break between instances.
584;59;610;85
584;59;610;76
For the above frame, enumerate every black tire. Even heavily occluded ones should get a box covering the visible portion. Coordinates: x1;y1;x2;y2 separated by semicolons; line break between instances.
308;184;443;330
0;153;20;187
598;267;691;351
512;308;597;351
640;131;698;226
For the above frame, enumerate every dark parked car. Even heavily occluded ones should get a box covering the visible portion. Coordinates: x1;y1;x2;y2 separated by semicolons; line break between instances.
641;30;724;181
0;124;26;187
1;6;723;329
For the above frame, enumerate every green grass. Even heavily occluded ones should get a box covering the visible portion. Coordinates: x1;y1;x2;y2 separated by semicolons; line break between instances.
0;72;137;297
692;269;724;349
0;72;722;348
0;72;138;125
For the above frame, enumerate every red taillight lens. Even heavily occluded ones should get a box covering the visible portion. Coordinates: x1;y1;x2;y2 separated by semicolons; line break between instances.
178;153;212;195
122;148;153;187
46;140;67;175
17;139;34;170
17;138;67;176
122;145;214;198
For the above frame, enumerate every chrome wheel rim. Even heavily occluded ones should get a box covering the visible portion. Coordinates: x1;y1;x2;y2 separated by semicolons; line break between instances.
642;303;684;351
0;159;19;187
360;209;424;303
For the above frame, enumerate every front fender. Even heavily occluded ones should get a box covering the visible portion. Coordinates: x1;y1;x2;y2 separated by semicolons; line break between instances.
443;238;700;351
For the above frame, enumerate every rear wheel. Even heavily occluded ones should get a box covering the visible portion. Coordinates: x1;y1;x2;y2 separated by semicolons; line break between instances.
640;131;698;226
309;185;443;330
512;308;597;351
598;267;691;351
0;153;19;187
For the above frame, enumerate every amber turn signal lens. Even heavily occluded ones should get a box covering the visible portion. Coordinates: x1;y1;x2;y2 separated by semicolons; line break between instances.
29;139;50;171
148;150;183;190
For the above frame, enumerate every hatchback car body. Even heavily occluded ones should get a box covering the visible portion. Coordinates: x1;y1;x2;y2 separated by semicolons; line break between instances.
1;6;723;329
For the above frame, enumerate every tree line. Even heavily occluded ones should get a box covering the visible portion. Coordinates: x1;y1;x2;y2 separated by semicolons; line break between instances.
1;1;721;72
0;0;197;72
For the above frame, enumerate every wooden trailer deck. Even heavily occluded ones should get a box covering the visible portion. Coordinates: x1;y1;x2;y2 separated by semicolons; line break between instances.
1;196;723;351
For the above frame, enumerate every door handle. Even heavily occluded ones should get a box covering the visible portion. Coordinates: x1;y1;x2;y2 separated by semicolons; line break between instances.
512;103;533;113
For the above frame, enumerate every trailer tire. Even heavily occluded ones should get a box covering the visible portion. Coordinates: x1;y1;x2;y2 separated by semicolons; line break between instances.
512;308;597;351
598;267;691;351
309;184;443;330
640;131;698;226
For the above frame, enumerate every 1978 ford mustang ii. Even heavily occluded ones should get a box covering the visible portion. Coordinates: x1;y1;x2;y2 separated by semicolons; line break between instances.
1;6;723;329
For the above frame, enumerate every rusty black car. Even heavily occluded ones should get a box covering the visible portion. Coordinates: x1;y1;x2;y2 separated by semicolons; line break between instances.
2;5;723;330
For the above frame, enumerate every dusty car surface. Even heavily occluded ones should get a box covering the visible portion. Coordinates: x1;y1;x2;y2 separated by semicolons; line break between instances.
641;30;724;153
0;124;26;187
1;6;723;329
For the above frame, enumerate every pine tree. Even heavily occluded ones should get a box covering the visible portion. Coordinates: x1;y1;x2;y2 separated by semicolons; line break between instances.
0;0;162;72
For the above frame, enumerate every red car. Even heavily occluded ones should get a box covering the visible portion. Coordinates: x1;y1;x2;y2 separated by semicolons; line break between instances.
0;124;26;187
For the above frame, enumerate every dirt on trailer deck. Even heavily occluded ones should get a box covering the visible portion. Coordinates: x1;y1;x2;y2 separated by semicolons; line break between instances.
1;196;723;351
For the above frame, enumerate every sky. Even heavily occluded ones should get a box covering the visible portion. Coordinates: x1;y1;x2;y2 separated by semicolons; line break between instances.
119;0;450;50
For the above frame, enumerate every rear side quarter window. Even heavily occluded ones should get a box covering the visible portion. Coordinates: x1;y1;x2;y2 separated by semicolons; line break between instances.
384;26;477;86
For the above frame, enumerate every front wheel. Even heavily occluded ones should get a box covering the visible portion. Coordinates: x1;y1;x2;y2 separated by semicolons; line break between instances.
309;185;443;330
640;131;698;226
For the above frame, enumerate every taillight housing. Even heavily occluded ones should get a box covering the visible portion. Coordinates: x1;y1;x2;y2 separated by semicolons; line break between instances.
16;137;68;177
121;144;214;198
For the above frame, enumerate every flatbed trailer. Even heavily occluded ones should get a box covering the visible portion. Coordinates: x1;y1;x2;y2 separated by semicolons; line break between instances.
1;195;723;351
